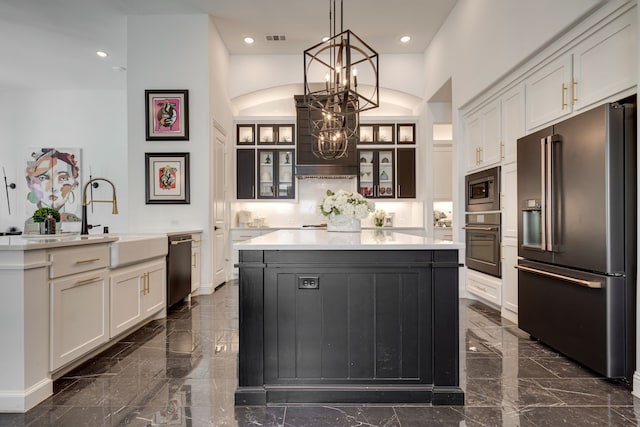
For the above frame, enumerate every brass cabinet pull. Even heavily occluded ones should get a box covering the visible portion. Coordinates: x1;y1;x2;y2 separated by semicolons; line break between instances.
192;253;196;268
515;264;602;289
75;258;100;264
561;83;567;109
572;79;578;105
500;142;504;160
75;276;100;285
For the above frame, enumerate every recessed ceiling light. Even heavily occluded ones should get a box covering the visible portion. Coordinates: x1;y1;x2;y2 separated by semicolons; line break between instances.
244;36;255;45
400;35;411;43
96;51;108;58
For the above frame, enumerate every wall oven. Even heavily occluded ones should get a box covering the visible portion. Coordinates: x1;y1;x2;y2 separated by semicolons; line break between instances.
465;166;500;212
464;212;501;277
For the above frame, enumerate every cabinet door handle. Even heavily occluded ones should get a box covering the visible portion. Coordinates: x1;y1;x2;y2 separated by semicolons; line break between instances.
561;83;567;109
75;276;100;285
572;79;577;105
397;184;401;197
75;258;100;264
192;253;196;268
500;142;504;160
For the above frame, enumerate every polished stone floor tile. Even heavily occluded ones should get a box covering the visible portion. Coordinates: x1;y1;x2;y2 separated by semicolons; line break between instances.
2;283;639;427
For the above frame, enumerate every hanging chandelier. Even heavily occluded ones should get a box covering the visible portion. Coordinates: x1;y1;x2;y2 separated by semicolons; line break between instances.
303;0;379;159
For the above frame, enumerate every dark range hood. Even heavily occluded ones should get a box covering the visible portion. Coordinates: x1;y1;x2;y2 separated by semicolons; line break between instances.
294;95;358;178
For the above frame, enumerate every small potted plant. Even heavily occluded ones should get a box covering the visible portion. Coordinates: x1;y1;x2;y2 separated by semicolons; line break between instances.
32;207;60;234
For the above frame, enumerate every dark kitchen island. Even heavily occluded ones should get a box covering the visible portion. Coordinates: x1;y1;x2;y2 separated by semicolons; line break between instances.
234;229;464;406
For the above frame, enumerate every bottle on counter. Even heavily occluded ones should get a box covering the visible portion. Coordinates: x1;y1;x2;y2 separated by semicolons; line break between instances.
44;214;56;235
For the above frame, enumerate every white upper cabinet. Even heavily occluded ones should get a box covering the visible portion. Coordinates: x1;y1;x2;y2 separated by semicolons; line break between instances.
501;85;525;165
571;8;637;112
526;6;636;131
525;55;573;131
464;98;501;172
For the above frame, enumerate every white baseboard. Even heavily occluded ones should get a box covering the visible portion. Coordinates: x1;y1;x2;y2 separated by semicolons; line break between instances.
0;378;52;413
632;371;640;398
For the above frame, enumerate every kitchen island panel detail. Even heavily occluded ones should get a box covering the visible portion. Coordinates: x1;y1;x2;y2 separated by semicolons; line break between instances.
236;247;463;405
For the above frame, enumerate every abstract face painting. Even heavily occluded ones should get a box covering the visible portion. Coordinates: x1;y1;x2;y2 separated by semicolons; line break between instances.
25;148;82;219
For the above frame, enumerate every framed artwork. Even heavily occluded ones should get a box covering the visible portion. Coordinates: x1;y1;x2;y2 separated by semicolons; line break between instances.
145;90;189;141
145;152;190;204
25;147;82;221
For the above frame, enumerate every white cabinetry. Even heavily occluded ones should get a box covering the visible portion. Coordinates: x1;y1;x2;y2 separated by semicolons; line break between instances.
526;7;636;131
501;163;518;323
466;269;501;307
49;244;110;371
464;99;501;172
501;85;525;165
110;258;166;338
432;144;452;201
191;232;201;293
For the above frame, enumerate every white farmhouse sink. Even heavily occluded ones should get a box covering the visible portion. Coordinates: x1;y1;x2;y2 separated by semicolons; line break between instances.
109;234;168;268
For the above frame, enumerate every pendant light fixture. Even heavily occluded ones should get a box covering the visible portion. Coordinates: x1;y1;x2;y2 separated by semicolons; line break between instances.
303;0;379;159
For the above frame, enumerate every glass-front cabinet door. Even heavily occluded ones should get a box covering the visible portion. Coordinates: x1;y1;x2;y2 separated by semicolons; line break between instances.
277;150;294;198
377;150;395;198
257;149;295;199
357;149;395;198
258;150;275;198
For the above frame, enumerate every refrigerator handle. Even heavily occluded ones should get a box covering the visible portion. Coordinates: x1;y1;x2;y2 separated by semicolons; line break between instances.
546;135;553;251
540;137;547;251
515;264;602;289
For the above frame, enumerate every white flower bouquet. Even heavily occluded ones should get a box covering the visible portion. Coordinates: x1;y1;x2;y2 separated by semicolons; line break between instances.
319;189;375;220
373;209;386;227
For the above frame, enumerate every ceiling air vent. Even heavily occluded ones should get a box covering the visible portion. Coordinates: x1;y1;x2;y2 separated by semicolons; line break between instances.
265;34;287;41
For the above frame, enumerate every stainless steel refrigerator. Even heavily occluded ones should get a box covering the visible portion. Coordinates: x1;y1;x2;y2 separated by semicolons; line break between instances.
516;98;636;381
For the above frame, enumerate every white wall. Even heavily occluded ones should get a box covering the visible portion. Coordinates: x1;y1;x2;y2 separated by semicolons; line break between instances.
126;14;231;287
424;0;604;106
0;89;127;233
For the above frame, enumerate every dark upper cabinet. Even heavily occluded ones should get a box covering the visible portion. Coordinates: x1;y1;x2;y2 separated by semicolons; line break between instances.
257;149;295;199
358;124;395;144
357;149;395;198
397;124;416;144
237;124;255;145
258;124;295;145
397;147;416;198
236;149;256;199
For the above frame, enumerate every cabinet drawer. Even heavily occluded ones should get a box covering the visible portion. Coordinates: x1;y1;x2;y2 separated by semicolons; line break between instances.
49;244;110;279
231;230;264;241
467;270;501;306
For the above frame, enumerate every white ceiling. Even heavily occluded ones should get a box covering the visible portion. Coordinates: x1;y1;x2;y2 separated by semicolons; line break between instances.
0;0;456;90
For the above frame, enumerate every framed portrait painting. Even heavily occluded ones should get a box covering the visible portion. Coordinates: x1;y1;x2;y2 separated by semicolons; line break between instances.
145;89;189;141
145;153;190;204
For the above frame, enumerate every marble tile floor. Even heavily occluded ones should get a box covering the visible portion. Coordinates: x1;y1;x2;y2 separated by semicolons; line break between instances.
2;281;640;426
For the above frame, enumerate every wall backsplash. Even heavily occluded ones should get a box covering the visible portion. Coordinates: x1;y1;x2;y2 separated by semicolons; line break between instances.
231;178;424;228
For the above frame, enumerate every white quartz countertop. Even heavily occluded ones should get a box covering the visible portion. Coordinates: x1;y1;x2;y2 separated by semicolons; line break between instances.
233;229;463;250
0;234;119;250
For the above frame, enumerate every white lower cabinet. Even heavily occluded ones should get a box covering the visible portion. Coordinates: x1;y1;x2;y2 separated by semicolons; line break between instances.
466;269;502;307
110;258;166;338
50;269;109;371
191;233;202;293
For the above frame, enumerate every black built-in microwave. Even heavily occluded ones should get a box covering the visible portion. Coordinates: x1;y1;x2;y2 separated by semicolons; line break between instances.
465;166;500;212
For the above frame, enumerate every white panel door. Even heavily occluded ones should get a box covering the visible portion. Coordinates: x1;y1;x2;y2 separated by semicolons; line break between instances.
501;85;525;165
212;121;228;286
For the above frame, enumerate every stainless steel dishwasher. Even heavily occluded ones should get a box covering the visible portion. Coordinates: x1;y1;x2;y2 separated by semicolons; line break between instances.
167;234;192;308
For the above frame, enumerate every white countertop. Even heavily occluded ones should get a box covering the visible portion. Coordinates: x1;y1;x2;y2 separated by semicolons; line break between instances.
0;234;119;250
234;229;462;250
